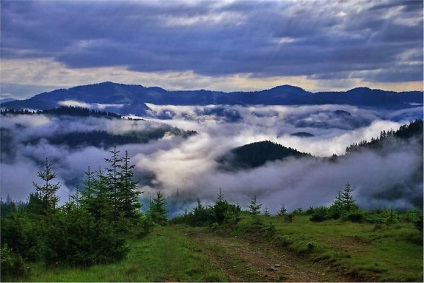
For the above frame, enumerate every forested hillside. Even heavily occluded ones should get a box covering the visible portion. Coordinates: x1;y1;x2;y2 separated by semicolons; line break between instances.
218;140;311;170
2;82;422;115
345;120;423;154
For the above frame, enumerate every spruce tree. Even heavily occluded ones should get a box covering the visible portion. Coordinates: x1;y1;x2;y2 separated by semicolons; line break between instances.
81;167;113;221
32;158;60;215
340;182;357;212
277;204;287;216
248;195;262;216
264;207;270;217
104;147;122;218
148;191;167;225
213;188;229;224
117;151;142;222
330;182;358;219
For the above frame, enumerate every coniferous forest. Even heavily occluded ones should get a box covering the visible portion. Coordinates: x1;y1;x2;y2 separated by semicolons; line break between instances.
1;148;167;278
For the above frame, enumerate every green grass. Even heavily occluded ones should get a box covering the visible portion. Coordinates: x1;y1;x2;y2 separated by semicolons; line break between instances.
15;225;228;282
8;216;422;282
234;214;423;282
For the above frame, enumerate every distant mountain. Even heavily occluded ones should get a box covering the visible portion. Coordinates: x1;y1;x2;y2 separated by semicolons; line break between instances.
0;98;16;104
218;140;311;170
1;82;422;115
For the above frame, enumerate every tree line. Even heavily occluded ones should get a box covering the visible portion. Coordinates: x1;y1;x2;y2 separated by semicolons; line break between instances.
172;183;422;232
345;119;423;154
1;148;167;279
0;106;121;119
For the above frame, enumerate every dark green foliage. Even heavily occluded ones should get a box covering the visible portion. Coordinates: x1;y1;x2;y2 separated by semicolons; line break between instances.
1;106;121;119
172;189;241;227
346;119;423;154
148;192;168;226
117;151;142;223
414;215;423;232
1;244;27;279
329;182;358;219
266;222;276;237
344;210;365;223
248;195;262;216
0;196;17;218
32;158;60;215
43;207;129;267
81;168;114;222
43;106;121;118
284;213;295;223
277;204;287;216
105;147;122;218
212;189;241;225
218;140;311;170
1;211;43;261
309;206;330;222
292;207;304;215
1;149;145;275
82;149;142;226
191;199;214;226
364;209;400;224
310;183;359;222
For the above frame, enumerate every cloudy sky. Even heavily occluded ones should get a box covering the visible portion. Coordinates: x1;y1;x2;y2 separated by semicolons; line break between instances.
1;0;423;99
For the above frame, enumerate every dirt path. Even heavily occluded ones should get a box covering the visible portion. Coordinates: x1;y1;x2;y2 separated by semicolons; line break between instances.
177;226;349;282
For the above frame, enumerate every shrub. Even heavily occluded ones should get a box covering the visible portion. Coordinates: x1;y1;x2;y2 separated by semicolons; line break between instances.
345;210;365;223
1;244;27;279
309;206;329;222
1;212;43;261
43;208;129;267
274;235;294;248
284;213;295;222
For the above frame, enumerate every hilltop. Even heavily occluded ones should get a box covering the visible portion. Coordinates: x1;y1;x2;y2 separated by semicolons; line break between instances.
2;82;422;115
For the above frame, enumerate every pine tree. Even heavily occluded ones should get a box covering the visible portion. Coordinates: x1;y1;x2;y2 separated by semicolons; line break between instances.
264;207;270;217
248;195;262;216
117;151;142;222
330;182;358;219
104;147;122;218
32;158;60;215
80;167;113;221
148;191;167;225
216;188;225;203
277;204;287;216
340;182;357;212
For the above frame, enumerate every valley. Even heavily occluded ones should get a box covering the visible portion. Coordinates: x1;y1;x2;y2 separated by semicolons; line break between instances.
1;83;422;282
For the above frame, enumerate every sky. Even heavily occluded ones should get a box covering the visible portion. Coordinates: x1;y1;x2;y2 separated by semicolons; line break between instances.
1;0;423;99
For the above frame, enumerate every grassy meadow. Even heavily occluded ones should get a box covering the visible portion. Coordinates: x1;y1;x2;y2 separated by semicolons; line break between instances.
9;214;422;282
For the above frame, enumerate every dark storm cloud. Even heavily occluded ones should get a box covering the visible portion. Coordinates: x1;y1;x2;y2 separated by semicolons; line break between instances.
1;0;422;83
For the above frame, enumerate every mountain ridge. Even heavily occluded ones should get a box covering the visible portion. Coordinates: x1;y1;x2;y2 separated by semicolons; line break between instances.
2;82;422;115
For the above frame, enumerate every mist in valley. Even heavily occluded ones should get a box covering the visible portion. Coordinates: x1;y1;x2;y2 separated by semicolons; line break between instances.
1;104;422;215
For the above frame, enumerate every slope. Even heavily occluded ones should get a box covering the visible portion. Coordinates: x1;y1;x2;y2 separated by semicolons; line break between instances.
2;82;422;115
218;140;311;170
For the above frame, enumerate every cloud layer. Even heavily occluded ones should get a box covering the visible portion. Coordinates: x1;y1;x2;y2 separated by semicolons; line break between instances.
1;105;421;214
1;0;422;98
